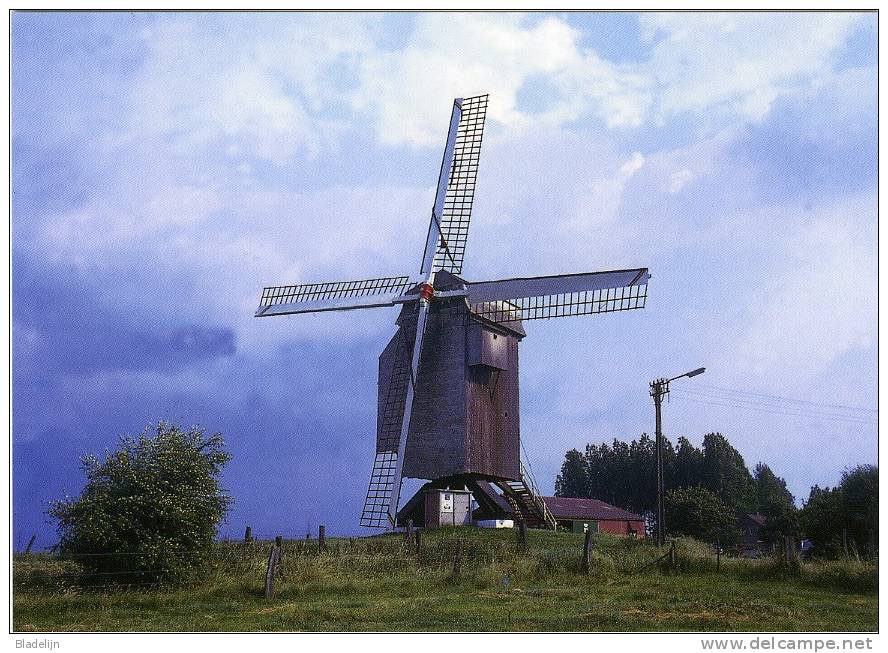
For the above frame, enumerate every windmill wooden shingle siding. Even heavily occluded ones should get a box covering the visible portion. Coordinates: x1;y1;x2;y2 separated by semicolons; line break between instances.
255;94;650;529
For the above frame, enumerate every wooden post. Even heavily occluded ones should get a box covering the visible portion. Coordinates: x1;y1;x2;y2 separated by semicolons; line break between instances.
24;535;36;555
842;528;849;559
405;519;413;544
243;526;252;544
784;535;799;570
517;520;527;552
318;525;326;553
265;536;283;599
452;539;463;578
582;529;593;574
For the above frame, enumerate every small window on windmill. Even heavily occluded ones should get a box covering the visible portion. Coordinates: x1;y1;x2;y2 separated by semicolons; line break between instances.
467;323;509;370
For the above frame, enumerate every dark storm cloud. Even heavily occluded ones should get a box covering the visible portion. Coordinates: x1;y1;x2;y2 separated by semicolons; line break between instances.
13;251;237;377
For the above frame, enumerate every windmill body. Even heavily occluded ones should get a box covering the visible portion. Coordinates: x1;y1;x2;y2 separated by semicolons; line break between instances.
378;271;523;484
255;94;650;529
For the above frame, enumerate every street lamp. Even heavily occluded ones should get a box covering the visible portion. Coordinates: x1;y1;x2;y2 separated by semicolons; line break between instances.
650;367;705;546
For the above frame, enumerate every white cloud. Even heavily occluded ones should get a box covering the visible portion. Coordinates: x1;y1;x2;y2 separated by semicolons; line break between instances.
730;194;876;386
620;151;646;175
352;13;864;146
667;169;695;193
126;16;375;163
639;13;863;125
84;12;868;157
353;14;649;145
464;128;652;279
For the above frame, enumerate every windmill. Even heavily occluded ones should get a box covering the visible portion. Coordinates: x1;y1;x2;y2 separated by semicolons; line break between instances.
255;94;649;529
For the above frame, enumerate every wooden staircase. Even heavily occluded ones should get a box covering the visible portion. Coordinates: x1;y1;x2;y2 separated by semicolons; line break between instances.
495;461;558;530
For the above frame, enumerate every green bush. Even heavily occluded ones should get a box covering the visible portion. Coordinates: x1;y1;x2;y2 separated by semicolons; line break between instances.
665;486;738;543
48;422;232;585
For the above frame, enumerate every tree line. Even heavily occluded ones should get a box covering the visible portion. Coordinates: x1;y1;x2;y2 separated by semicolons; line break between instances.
554;432;877;557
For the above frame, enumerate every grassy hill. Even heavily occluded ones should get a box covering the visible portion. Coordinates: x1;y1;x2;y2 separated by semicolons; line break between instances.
13;527;877;632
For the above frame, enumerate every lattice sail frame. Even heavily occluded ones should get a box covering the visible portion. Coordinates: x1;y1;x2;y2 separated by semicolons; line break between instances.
360;326;414;528
428;94;488;275
258;276;412;308
470;283;648;323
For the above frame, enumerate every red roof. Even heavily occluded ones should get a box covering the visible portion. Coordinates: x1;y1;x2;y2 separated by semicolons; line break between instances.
542;496;643;522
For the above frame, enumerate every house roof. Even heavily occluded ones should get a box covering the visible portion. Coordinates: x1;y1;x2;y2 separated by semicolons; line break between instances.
741;513;766;526
541;496;643;522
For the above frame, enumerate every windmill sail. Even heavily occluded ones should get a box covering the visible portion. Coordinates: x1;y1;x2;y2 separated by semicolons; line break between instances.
255;275;414;317
420;94;489;276
360;324;414;528
363;98;488;528
467;268;649;322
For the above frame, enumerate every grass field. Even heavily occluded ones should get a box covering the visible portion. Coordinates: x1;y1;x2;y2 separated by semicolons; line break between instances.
13;528;878;632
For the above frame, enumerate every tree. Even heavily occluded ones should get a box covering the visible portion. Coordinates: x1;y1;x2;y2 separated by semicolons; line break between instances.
555;449;588;498
628;433;657;516
799;467;878;559
839;465;878;552
48;422;232;584
672;436;704;489
799;485;843;557
665;486;738;543
754;462;798;546
701;433;756;515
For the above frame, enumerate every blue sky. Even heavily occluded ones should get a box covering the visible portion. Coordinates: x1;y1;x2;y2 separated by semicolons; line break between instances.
12;11;877;545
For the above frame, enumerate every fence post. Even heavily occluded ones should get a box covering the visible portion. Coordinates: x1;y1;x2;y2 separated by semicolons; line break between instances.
318;525;326;553
265;536;283;599
517;520;527;552
244;526;252;544
582;529;593;575
784;535;800;571
452;539;463;578
405;519;413;545
24;535;36;555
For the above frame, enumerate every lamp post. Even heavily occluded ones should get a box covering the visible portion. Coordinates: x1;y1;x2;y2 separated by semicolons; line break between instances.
650;367;705;546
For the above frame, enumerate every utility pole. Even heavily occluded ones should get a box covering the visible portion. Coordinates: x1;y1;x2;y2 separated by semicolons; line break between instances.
650;367;706;548
650;378;668;547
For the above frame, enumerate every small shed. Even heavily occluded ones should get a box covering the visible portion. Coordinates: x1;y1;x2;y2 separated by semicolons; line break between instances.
541;497;645;537
424;488;473;528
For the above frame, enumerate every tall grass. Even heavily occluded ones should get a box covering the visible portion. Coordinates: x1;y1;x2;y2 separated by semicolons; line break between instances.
15;529;877;595
13;528;877;632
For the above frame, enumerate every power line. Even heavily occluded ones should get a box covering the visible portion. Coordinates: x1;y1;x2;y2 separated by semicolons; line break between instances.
670;391;876;425
671;386;877;423
672;387;874;420
690;383;877;413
